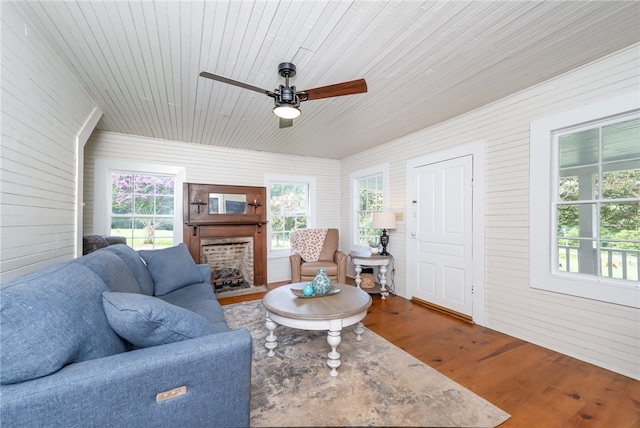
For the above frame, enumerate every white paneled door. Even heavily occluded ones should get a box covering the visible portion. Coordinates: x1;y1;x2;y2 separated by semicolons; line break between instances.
410;155;473;317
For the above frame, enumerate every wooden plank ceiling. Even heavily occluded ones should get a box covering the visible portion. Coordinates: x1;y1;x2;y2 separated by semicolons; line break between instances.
20;1;640;159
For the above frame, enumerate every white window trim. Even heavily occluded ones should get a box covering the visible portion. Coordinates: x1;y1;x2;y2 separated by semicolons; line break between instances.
264;173;316;259
530;92;640;308
349;163;389;252
94;158;186;245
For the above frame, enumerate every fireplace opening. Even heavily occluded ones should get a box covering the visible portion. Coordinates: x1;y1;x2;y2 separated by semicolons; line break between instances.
200;237;254;294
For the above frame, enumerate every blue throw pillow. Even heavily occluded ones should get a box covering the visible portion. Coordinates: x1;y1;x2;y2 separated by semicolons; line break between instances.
101;292;215;348
138;243;204;296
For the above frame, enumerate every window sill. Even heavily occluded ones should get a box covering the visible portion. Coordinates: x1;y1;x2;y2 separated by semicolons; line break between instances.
531;271;639;308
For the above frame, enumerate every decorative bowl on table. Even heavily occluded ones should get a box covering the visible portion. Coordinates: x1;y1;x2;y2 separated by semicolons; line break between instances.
290;286;341;298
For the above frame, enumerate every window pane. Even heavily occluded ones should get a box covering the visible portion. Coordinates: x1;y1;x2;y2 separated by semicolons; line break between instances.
134;174;155;194
112;194;133;214
295;216;307;229
602;168;640;200
559;129;599;168
284;216;295;231
270;184;282;198
557;239;579;273
270;194;282;215
134;195;154;214
112;173;134;194
600;202;639;239
154;221;174;249
156;176;175;195
272;232;288;249
557;203;596;238
111;217;133;246
602;118;640;162
271;216;284;232
558;172;598;201
600;242;640;281
294;199;307;215
155;196;174;215
557;205;579;237
358;180;368;210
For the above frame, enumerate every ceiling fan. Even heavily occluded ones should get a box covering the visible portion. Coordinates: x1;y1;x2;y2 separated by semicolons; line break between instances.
199;62;367;128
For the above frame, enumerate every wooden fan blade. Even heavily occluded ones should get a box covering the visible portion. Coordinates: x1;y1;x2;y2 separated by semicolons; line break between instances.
199;71;271;95
279;118;293;128
298;78;367;101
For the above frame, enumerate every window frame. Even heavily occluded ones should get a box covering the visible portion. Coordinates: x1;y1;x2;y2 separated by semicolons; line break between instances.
530;92;639;308
264;174;316;259
349;163;389;251
94;159;186;248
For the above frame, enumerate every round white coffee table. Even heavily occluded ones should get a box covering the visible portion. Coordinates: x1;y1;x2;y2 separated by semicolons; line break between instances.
262;283;372;376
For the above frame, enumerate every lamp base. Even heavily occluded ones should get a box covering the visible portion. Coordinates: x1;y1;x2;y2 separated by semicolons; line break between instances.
380;229;390;256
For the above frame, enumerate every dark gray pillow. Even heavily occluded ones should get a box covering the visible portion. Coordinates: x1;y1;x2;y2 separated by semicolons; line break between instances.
101;292;215;348
138;243;204;296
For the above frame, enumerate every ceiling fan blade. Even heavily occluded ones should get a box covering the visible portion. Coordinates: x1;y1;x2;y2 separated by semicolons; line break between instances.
199;71;271;95
279;118;293;128
298;78;367;101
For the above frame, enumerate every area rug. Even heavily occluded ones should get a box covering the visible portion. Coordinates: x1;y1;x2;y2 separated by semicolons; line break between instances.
223;300;510;427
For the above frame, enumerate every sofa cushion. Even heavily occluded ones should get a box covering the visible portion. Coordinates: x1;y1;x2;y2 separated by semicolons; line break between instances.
103;244;155;295
1;262;127;385
102;292;216;348
159;282;229;331
77;250;142;294
138;243;204;296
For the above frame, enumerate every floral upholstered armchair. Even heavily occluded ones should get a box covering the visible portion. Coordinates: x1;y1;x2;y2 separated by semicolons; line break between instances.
289;228;347;284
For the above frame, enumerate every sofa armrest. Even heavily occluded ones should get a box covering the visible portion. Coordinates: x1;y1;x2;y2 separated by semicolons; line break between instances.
334;251;348;284
1;329;252;428
289;254;302;283
197;263;210;283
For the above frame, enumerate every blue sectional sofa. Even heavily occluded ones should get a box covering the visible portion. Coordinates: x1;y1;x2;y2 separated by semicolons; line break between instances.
0;243;252;427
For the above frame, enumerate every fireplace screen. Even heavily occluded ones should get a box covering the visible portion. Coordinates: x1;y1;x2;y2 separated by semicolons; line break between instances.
200;237;254;293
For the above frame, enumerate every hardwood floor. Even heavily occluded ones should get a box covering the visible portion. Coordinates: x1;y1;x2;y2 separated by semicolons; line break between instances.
219;285;640;427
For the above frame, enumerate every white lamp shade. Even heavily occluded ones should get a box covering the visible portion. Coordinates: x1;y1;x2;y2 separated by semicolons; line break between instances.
273;104;301;119
372;212;396;230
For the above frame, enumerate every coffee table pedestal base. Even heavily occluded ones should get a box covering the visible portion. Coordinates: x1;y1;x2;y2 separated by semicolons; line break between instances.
265;312;367;377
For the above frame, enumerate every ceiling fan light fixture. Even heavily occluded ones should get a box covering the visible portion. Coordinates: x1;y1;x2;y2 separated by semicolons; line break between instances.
200;62;366;128
273;103;301;119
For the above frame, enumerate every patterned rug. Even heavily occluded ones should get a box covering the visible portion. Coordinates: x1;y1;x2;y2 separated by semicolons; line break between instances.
223;300;510;427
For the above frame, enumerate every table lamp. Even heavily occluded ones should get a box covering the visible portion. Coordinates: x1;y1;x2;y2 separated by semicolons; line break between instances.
372;212;396;256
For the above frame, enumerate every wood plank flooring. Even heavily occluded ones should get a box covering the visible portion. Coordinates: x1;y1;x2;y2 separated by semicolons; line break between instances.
219;285;640;427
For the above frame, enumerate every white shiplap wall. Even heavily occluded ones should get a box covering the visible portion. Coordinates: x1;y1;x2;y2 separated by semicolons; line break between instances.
83;130;340;282
0;3;97;283
340;44;640;380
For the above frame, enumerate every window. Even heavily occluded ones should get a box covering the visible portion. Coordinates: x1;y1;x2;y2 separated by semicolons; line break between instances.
110;172;175;250
93;159;185;251
357;175;383;246
350;164;389;249
530;92;639;308
554;116;640;281
265;174;316;257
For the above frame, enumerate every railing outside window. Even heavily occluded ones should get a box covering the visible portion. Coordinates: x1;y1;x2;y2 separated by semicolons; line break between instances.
558;245;640;281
